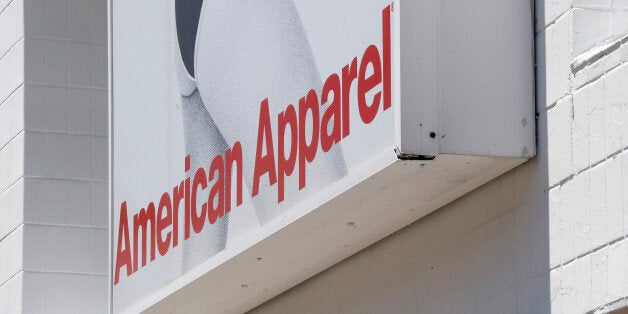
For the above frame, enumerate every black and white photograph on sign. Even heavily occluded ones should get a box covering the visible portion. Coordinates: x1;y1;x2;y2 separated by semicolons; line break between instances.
113;0;396;310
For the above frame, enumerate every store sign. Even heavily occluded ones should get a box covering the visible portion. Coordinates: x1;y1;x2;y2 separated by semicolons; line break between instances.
112;0;399;310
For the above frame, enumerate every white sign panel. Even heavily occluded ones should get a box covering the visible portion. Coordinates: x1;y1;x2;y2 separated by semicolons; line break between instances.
112;0;398;310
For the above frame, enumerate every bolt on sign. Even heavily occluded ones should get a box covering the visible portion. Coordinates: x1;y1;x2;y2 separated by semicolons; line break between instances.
110;0;534;312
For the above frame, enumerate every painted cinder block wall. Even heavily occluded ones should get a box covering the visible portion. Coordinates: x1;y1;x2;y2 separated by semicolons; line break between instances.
0;0;627;313
252;1;628;313
0;0;108;312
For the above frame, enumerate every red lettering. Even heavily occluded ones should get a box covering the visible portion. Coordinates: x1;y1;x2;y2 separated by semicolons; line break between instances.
157;192;172;256
225;142;243;213
191;167;207;233
208;155;225;224
358;45;382;124
341;58;358;138
114;202;132;285
172;181;184;247
133;203;156;270
114;4;395;284
298;89;320;190
321;73;342;152
252;99;277;196
277;104;298;202
184;155;191;240
382;5;392;111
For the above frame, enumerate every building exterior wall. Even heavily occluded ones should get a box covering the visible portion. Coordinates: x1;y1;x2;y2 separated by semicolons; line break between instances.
0;0;26;312
0;0;626;313
252;1;628;313
0;0;108;312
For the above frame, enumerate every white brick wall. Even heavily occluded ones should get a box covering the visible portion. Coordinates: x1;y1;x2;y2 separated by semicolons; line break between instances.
0;0;625;312
0;0;108;312
0;0;25;312
252;1;628;313
0;273;23;313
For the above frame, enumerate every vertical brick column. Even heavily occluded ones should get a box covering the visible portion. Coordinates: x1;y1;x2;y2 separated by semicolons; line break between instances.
0;0;25;313
0;0;109;312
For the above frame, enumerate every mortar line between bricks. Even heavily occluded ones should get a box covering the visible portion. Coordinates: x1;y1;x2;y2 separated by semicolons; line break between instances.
0;171;23;197
586;296;628;314
548;174;574;190
25;35;107;45
0;81;21;108
545;100;559;111
0;223;23;243
21;175;108;183
544;92;573;111
0;174;22;196
0;270;23;291
0;83;24;110
575;149;626;177
573;58;628;93
0;34;24;62
550;234;628;272
23;129;109;137
23;222;108;230
0;129;23;153
535;8;571;35
572;35;627;73
24;82;108;90
0;0;13;17
549;145;628;190
22;270;108;276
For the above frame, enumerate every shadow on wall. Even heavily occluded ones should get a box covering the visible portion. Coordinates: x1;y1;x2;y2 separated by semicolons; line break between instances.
534;0;552;309
250;119;552;312
250;0;557;313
